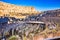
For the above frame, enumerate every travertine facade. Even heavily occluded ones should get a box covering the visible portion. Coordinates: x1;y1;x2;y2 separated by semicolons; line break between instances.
0;2;39;18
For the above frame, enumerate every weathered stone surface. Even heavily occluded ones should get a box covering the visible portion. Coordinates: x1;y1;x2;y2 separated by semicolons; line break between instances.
0;1;39;18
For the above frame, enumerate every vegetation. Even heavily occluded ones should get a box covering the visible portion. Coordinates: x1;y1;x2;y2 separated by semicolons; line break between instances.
9;35;18;40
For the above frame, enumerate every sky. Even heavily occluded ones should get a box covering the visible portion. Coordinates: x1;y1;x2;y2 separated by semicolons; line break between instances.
0;0;60;11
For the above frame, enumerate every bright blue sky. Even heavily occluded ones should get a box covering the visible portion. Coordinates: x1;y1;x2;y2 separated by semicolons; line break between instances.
0;0;60;11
